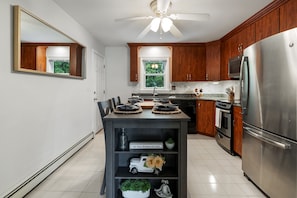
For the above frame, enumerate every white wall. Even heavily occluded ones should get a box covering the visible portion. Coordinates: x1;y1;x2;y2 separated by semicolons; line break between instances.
105;46;137;102
0;0;104;196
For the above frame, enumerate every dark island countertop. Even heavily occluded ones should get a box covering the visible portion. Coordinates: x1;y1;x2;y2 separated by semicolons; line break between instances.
104;108;191;121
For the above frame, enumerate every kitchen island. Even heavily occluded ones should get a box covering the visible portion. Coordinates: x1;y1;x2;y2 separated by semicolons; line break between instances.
104;109;189;198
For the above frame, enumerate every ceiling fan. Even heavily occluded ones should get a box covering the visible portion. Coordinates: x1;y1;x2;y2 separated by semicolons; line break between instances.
116;0;210;39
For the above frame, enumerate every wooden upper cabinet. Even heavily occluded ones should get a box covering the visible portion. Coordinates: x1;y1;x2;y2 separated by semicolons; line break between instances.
229;24;256;58
220;40;230;80
21;44;37;70
221;24;255;80
21;43;83;76
235;24;256;55
69;43;83;76
255;9;280;41
21;44;49;72
196;100;215;136
206;41;220;81
36;46;47;72
172;46;185;81
280;0;297;32
172;44;206;82
190;45;206;81
128;44;139;82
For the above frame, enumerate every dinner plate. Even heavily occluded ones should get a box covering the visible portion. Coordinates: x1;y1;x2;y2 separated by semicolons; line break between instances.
117;104;140;111
127;97;144;104
155;104;178;112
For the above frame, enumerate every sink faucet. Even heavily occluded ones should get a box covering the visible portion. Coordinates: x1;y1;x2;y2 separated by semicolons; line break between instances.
153;86;158;97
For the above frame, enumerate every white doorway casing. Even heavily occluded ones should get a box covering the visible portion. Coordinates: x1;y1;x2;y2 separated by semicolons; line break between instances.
92;50;106;133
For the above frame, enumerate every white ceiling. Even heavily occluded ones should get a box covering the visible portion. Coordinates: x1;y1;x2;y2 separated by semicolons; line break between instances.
53;0;273;46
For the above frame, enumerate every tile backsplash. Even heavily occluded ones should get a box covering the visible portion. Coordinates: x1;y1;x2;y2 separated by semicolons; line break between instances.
171;80;240;99
134;80;241;100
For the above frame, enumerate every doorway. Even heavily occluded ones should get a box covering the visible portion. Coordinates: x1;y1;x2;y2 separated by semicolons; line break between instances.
92;50;106;133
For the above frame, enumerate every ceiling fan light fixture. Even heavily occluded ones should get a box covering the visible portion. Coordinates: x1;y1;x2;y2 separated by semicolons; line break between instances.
157;0;171;13
161;17;173;32
150;17;161;32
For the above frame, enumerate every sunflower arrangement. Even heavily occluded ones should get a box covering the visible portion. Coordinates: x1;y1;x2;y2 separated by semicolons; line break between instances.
145;154;166;170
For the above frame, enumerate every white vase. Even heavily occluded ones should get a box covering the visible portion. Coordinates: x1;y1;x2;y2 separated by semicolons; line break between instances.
165;142;175;150
122;189;150;198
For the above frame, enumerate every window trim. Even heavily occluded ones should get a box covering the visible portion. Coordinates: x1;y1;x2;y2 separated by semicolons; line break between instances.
140;57;170;91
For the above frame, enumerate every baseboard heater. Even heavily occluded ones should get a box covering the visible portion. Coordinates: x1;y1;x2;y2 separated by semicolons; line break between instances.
3;132;94;198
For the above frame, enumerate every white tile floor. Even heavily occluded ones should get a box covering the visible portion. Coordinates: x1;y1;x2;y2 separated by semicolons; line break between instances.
25;132;267;198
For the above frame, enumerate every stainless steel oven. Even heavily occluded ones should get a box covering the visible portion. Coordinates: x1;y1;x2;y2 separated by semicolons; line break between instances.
215;100;233;155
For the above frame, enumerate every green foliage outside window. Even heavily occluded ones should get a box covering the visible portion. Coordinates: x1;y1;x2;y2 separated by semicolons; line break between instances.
146;76;164;87
145;63;163;74
54;61;70;74
143;60;166;88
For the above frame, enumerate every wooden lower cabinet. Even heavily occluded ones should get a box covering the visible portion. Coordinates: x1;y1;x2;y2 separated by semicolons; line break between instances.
196;100;215;136
233;106;243;156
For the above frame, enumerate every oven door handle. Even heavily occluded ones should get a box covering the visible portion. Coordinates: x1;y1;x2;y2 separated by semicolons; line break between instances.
244;127;291;150
219;109;231;113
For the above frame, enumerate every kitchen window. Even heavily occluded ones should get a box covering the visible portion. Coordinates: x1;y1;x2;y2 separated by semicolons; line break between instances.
140;58;170;91
47;57;70;75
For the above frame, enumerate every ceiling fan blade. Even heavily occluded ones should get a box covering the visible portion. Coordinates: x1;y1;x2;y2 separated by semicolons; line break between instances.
115;16;153;22
157;0;171;13
137;23;152;40
169;13;210;21
169;24;183;38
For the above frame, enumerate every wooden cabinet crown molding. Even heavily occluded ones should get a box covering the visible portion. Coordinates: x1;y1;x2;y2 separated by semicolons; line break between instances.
221;0;289;41
127;43;206;47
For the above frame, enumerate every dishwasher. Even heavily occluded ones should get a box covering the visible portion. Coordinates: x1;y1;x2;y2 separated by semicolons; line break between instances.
170;99;196;134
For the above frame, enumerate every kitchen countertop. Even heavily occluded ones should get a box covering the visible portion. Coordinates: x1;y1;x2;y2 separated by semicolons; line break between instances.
132;93;241;106
132;93;227;101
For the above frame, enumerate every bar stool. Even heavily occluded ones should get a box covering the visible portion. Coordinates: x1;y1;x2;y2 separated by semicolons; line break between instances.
97;99;113;195
112;96;122;109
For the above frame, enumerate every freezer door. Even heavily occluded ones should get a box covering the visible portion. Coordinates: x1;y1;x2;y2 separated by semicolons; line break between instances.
242;28;297;141
242;123;296;198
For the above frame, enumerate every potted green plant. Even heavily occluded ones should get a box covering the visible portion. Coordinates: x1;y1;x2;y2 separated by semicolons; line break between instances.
165;137;175;150
120;179;151;198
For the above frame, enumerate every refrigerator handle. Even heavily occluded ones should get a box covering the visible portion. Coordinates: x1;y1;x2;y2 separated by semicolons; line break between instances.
239;56;249;115
244;127;291;150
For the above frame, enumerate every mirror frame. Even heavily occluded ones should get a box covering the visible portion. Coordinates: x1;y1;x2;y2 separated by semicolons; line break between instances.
13;5;85;79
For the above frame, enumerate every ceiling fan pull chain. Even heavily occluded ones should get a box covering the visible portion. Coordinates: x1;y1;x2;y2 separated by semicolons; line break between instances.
160;28;163;40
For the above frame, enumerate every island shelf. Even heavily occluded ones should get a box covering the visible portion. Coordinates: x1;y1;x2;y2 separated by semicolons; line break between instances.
104;109;189;198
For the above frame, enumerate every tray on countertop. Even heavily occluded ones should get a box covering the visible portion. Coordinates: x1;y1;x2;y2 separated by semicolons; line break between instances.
114;104;143;114
152;104;181;114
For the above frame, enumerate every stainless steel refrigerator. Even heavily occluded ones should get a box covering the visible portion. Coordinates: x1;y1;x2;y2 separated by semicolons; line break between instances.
240;28;297;198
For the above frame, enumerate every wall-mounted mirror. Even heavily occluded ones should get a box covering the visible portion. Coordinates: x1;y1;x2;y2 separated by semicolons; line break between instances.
13;5;85;78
